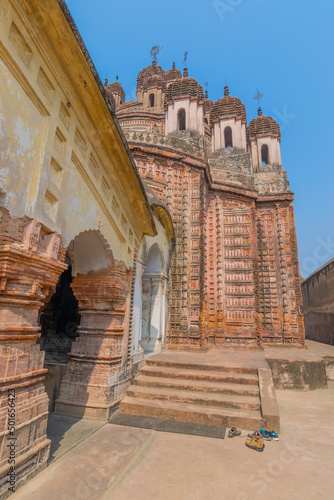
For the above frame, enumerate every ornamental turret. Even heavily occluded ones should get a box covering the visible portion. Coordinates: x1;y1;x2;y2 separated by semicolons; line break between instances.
165;62;182;87
248;107;282;171
164;68;204;136
136;63;165;108
105;76;125;108
210;85;247;152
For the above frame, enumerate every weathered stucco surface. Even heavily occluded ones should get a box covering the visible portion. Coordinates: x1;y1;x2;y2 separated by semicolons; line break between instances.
0;0;156;264
0;1;173;495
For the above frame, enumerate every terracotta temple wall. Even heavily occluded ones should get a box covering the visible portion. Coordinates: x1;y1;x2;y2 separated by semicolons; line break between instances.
130;146;304;348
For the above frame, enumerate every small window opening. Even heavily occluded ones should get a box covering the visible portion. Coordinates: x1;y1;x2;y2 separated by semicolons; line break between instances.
178;109;186;130
224;126;233;148
149;93;155;107
261;144;270;165
204;117;208;124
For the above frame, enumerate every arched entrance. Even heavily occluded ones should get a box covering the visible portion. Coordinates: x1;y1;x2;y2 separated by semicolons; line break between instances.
39;263;80;410
53;229;132;419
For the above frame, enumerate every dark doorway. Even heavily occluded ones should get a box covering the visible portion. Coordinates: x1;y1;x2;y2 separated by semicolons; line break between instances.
261;144;270;164
224;126;233;148
39;265;80;411
40;266;79;363
178;109;186;130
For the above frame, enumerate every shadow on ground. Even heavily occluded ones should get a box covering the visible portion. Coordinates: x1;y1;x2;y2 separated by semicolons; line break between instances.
47;413;105;463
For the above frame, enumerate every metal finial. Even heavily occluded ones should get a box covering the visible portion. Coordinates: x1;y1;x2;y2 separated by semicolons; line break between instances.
150;46;162;65
116;74;119;81
253;88;264;110
183;51;189;68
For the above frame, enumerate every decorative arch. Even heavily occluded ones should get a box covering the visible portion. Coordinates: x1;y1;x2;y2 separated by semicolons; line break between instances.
261;144;270;165
224;126;233;148
178;108;186;130
67;229;113;276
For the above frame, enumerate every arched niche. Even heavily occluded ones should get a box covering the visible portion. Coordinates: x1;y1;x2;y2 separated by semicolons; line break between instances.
178;108;186;131
141;242;167;354
146;243;162;273
261;144;270;165
149;93;155;107
224;126;233;148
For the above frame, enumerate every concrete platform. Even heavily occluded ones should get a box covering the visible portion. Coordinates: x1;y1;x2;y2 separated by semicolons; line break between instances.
140;339;334;390
12;382;334;499
120;352;278;431
119;340;334;434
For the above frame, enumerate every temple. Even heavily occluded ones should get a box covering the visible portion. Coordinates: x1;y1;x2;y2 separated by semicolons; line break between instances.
0;0;309;496
107;59;304;350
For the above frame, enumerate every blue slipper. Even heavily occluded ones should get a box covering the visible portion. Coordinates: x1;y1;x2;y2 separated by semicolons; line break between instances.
259;428;271;441
269;430;279;441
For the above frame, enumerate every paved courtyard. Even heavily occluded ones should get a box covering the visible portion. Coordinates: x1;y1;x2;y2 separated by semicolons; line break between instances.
13;380;334;499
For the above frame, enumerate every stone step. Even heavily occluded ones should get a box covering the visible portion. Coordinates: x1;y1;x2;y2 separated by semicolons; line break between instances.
120;396;265;430
140;366;259;385
145;358;258;375
134;375;260;397
126;386;261;411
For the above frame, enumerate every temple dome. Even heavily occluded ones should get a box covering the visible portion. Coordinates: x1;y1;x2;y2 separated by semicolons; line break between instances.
210;86;246;124
165;62;182;83
210;96;246;123
143;73;165;91
103;79;116;111
164;73;204;107
137;63;165;91
106;79;125;104
210;86;247;123
248;109;281;141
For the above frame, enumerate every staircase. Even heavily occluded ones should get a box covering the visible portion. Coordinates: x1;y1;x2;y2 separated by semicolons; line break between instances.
119;357;280;432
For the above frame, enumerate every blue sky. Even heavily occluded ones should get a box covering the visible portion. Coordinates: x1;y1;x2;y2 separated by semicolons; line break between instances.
66;0;334;278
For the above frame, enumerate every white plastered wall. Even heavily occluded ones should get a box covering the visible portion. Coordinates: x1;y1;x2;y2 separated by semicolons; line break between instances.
165;98;204;135
211;118;247;152
251;136;282;169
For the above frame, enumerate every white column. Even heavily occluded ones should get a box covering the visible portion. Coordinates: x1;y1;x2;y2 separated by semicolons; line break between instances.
132;260;145;354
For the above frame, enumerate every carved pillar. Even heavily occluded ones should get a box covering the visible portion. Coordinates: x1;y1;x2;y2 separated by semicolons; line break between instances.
275;204;292;341
55;262;132;420
0;230;66;494
289;205;305;344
